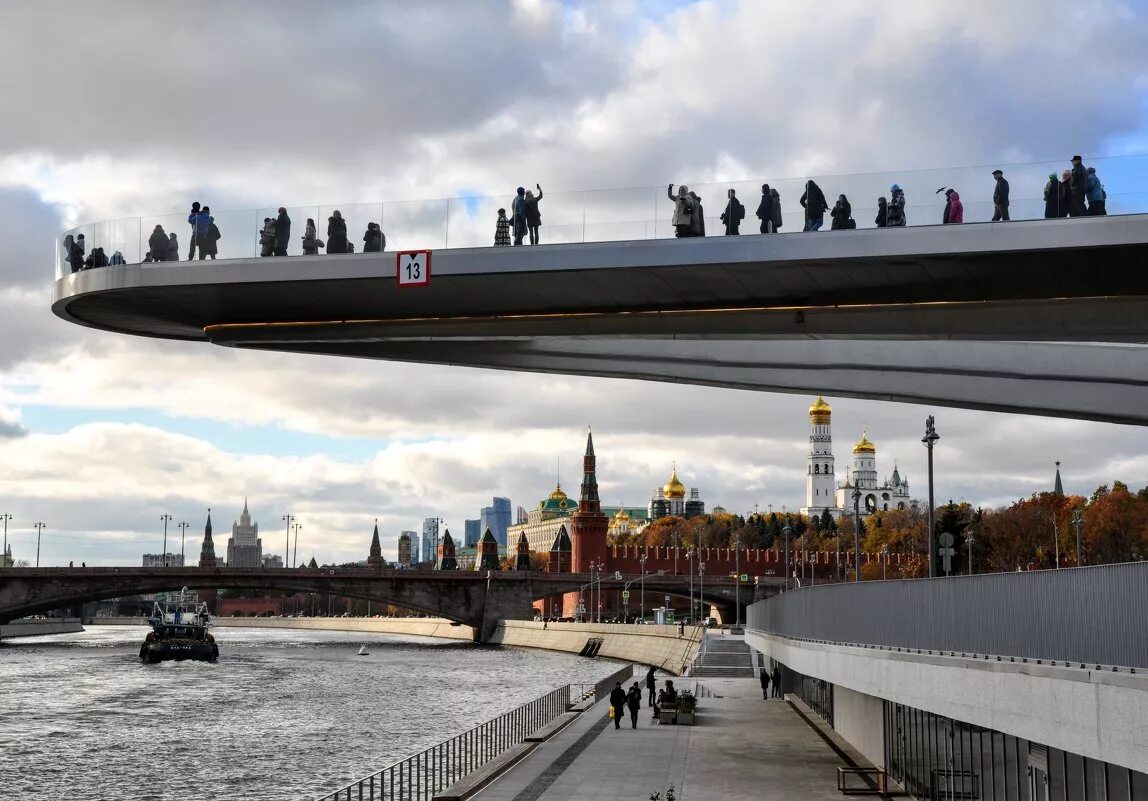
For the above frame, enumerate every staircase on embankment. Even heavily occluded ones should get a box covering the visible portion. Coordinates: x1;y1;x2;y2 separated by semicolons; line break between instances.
691;635;755;677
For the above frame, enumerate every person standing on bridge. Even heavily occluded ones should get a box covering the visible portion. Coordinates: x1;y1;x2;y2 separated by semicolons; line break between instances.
800;180;829;231
668;184;694;238
771;665;781;697
830;194;854;230
1044;174;1062;219
770;187;783;232
327;210;348;254
626;682;642;729
992;170;1010;221
875;196;888;228
755;184;775;234
888;185;907;227
274;207;292;256
688;190;706;237
494;208;511;246
1086;167;1106;216
646;666;657;705
1068;156;1089;217
720;189;745;235
512;187;528;246
946;190;964;224
609;682;627;730
362;222;384;252
524;185;543;245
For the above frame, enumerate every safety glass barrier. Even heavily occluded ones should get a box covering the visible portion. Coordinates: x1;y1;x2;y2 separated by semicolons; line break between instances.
55;154;1148;281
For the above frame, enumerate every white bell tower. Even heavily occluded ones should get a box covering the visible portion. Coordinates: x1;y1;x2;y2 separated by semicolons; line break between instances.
801;397;841;520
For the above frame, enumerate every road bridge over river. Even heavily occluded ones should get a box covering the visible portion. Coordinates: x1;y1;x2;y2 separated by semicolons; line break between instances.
0;567;774;641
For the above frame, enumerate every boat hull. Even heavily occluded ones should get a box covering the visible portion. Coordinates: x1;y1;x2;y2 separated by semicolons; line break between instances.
139;641;219;664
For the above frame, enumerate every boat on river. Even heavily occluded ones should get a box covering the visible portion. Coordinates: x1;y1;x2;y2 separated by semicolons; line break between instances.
139;588;218;664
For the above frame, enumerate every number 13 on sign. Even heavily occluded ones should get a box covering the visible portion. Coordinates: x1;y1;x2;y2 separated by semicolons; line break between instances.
396;250;431;287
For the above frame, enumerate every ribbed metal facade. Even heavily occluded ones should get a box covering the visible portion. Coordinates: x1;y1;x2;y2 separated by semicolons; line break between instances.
747;561;1148;669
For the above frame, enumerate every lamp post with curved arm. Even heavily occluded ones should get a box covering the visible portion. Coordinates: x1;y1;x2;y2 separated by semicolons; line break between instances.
160;514;172;567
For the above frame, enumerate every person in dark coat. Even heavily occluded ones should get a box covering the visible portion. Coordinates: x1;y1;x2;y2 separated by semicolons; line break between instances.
302;218;323;255
938;188;953;224
755;184;774;234
830;194;853;230
1068;156;1088;217
609;682;627;730
274;207;291;256
875;196;888;228
327;211;348;254
720;189;744;235
511;187;527;246
1059;170;1072;218
759;667;771;699
66;233;86;272
200;206;220;259
167;233;179;262
771;187;783;231
187;201;203;260
771;666;781;698
626;682;642;729
363;222;383;252
1043;174;1061;219
689;191;705;237
646;666;657;705
799;180;829;231
148;226;167;262
992;170;1010;221
668;184;693;238
524;184;543;244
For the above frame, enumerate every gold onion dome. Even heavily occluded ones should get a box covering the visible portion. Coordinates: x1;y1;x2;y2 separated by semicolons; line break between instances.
663;467;687;499
854;433;876;453
614;507;630;521
809;396;832;421
541;484;573;511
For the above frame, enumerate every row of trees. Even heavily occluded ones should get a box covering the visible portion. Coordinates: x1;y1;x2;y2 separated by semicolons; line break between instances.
609;481;1148;577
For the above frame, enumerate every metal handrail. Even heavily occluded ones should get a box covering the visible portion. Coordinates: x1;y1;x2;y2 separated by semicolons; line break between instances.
315;684;571;801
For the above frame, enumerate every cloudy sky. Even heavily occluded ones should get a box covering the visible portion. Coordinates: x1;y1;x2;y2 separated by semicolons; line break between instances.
2;0;1148;566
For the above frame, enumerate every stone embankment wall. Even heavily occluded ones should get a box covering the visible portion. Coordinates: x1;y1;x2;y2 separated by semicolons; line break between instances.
0;618;84;639
86;617;702;674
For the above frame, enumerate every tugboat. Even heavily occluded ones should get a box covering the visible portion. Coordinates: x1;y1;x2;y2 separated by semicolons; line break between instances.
139;588;218;664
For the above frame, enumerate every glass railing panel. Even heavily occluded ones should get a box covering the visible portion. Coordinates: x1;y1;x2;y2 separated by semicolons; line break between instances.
383;198;448;253
582;187;657;242
446;195;500;249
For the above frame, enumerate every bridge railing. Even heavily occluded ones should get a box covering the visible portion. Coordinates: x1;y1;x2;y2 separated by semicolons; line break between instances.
56;153;1148;279
746;560;1148;671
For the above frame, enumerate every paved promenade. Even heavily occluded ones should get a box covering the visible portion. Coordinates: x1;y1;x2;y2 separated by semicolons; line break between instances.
474;674;845;801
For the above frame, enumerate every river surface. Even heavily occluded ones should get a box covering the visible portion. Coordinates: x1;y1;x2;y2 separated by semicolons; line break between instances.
0;625;619;800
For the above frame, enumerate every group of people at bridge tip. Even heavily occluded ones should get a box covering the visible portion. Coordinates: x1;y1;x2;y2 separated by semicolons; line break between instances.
495;184;544;246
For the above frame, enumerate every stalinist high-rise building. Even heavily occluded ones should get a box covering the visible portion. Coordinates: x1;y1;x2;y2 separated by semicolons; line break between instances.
226;499;263;568
801;396;843;520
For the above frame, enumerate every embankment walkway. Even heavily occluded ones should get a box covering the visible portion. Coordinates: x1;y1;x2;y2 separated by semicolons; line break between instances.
473;675;845;801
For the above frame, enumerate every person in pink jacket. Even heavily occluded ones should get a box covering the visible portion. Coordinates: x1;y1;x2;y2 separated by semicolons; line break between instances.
946;190;964;223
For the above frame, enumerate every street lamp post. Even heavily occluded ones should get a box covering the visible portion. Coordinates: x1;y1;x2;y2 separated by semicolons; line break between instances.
733;538;741;627
34;522;45;567
160;514;172;567
177;521;189;565
852;487;862;582
882;544;889;581
1;513;11;567
922;416;940;578
835;533;840;582
639;554;647;622
698;561;705;624
966;532;975;575
1071;508;1084;566
291;522;302;568
686;550;694;620
1052;514;1060;569
282;513;295;570
783;522;792;591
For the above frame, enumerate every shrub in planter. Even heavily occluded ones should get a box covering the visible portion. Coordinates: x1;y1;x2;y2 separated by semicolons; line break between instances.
676;691;697;714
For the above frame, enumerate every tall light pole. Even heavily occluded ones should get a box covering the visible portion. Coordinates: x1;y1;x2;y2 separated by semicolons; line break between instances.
673;533;679;575
1051;513;1060;569
160;514;172;567
966;532;975;575
1;513;11;568
922;416;939;578
291;522;302;568
639;554;647;622
733;538;741;627
783;521;792;591
882;544;889;580
178;521;189;565
282;513;295;569
34;522;45;567
852;486;862;582
1071;508;1084;566
698;560;705;624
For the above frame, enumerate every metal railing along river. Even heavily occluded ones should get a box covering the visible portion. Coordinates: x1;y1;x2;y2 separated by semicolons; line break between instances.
316;664;633;801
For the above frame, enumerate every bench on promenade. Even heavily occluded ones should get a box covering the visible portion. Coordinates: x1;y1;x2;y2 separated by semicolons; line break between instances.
836;766;887;795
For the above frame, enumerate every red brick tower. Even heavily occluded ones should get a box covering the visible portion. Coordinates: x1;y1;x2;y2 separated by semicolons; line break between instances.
570;428;608;575
198;511;218;568
367;519;383;568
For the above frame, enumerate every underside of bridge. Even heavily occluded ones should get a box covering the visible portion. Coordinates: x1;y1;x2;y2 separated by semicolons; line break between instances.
52;215;1148;423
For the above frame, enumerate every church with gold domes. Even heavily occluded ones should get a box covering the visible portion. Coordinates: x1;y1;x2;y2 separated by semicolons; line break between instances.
799;396;914;520
648;465;706;520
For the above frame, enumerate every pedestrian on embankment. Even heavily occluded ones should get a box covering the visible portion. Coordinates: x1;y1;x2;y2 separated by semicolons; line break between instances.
759;667;771;699
626;682;642;729
609;682;627;730
771;665;781;698
646;665;657;705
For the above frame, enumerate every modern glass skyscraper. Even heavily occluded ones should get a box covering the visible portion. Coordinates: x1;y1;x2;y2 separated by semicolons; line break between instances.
479;497;511;548
464;519;481;548
420;518;440;564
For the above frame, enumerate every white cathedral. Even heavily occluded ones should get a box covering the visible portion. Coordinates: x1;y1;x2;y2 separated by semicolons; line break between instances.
799;396;915;521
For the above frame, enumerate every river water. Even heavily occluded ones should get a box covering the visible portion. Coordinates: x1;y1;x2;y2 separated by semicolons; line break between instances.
0;625;618;800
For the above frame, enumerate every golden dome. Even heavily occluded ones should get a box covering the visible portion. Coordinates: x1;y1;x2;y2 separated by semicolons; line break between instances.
809;396;832;423
540;483;574;512
854;432;876;453
614;507;631;521
663;467;687;499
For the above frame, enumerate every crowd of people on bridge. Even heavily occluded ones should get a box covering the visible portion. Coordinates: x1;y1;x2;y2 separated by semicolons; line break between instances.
62;156;1113;273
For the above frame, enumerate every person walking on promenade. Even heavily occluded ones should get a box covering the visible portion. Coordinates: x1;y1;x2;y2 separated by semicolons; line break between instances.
875;196;888;228
800;180;829;231
755;184;774;233
494;208;511;246
947;190;964;224
668;184;694;238
187;201;211;260
609;682;627;730
511;187;528;246
888;184;907;227
771;665;781;698
646;666;657;705
524;184;543;244
148;226;167;262
260;217;276;257
274;207;292;256
771;187;783;231
626;682;642;729
363;222;384;252
1068;156;1088;217
721;188;744;235
167;232;180;262
1086;167;1106;215
830;194;854;229
200;206;220;259
759;667;771;699
302;218;324;255
991;170;1010;221
327;210;348;254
